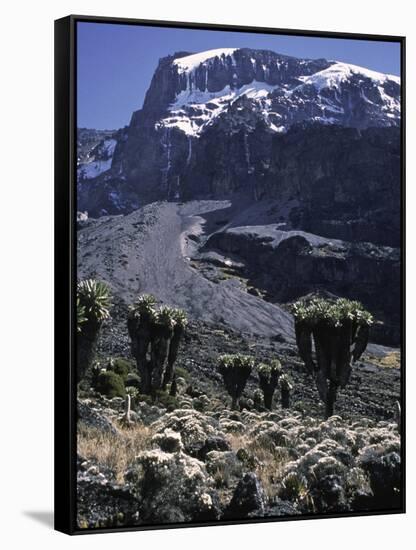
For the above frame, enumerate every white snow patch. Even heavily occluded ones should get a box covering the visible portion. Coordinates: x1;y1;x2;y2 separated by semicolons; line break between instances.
77;139;117;180
162;80;282;136
298;62;400;92
173;48;238;73
78;158;113;179
101;138;117;156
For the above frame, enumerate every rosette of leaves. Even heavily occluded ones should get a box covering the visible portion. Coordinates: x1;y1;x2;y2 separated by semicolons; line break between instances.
218;354;254;410
291;297;373;417
258;359;282;410
77;279;111;382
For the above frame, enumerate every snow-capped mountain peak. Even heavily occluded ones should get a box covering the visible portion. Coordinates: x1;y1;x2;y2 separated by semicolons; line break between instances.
298;61;400;91
77;48;401;219
154;50;401;137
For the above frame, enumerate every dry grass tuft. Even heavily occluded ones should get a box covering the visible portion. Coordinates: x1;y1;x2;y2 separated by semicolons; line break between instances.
378;351;401;368
77;421;152;483
226;432;289;499
367;351;401;369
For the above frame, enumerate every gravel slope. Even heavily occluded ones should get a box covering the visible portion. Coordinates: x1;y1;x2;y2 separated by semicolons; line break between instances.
77;200;294;339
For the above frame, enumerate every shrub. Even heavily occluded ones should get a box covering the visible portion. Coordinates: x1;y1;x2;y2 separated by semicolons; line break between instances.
278;471;311;506
77;279;111;382
125;372;141;389
253;389;264;410
95;370;126;399
218;354;254;410
153;390;180;411
175;366;190;381
107;357;133;381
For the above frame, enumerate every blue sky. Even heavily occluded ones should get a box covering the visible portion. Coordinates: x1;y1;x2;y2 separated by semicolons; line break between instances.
77;21;401;130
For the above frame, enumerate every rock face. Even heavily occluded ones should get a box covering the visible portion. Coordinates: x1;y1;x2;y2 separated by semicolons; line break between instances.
77;48;400;217
205;227;400;345
77;128;124;181
76;48;401;347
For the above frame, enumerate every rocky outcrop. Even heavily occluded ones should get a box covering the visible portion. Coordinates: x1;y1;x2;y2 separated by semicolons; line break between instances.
126;430;220;523
205;227;400;345
77;455;139;529
357;444;401;509
77;399;120;436
224;473;266;519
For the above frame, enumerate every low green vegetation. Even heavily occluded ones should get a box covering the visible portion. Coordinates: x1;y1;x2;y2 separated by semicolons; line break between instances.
106;357;133;381
95;370;126;399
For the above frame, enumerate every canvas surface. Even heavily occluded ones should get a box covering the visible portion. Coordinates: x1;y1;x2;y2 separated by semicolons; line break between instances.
74;19;403;531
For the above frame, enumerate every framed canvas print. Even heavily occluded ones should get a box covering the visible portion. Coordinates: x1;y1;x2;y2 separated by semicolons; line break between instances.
54;14;405;535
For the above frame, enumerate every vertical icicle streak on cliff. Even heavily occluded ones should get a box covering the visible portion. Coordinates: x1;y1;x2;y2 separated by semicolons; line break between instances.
244;132;254;175
186;137;192;166
161;127;172;193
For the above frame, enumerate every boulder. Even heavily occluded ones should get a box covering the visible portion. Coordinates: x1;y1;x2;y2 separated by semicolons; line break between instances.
198;435;232;461
224;473;266;519
77;399;120;436
126;442;219;523
358;446;401;509
311;474;347;512
77;456;139;529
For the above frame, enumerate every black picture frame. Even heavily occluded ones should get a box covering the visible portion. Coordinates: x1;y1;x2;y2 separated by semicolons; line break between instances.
54;14;406;535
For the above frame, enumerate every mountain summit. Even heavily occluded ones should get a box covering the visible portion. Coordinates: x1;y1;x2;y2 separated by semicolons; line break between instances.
138;48;400;136
77;47;400;224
